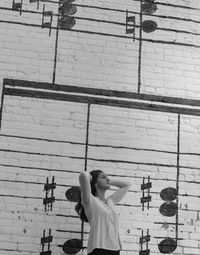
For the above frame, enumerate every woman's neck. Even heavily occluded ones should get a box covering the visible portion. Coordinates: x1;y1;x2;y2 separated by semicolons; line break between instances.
96;189;106;201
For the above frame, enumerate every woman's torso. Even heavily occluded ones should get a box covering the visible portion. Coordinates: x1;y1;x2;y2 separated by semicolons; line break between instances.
83;195;121;254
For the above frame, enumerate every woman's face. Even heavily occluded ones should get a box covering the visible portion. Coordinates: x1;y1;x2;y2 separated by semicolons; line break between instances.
96;172;110;190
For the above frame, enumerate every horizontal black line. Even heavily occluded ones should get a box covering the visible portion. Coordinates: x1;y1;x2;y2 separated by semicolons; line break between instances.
1;194;200;211
156;2;200;11
29;1;132;14
2;4;200;28
0;133;85;145
0;148;84;159
0;148;179;167
0;179;78;188
157;26;200;37
56;214;79;218
0;179;43;185
3;6;200;37
1;19;200;48
1;161;200;174
88;157;176;167
0;195;69;202
2;147;200;170
154;222;184;225
1;179;200;198
18;1;200;17
151;13;200;25
62;28;200;48
154;236;184;240
0;178;200;191
0;249;27;252
0;19;130;39
142;37;200;48
0;194;41;199
0;163;81;173
19;0;200;13
56;230;85;234
0;133;177;155
4;87;200;116
57;245;87;250
132;0;200;11
4;78;200;108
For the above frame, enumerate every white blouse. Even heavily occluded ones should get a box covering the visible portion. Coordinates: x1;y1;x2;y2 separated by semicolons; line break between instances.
82;195;122;254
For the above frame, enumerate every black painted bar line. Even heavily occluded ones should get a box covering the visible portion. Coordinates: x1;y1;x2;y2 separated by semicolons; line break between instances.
176;113;181;241
137;0;143;94
4;87;200;117
81;103;91;251
0;83;5;130
84;103;91;172
4;78;200;108
52;3;60;84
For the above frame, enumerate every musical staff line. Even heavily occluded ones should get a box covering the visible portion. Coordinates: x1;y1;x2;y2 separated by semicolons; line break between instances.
2;161;200;178
32;0;200;12
0;133;179;155
1;19;200;49
2;4;200;25
2;6;200;35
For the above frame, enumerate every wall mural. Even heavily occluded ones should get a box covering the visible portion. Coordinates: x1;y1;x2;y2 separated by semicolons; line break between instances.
0;0;200;255
1;78;200;254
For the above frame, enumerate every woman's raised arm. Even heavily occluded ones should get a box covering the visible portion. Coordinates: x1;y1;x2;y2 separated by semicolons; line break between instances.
79;172;92;206
107;179;131;204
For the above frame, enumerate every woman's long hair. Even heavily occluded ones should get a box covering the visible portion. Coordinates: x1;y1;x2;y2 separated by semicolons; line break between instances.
75;170;102;222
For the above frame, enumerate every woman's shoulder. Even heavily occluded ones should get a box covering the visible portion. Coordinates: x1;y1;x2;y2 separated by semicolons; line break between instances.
81;194;96;207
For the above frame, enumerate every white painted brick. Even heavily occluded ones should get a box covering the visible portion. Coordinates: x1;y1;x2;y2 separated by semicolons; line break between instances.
1;0;200;254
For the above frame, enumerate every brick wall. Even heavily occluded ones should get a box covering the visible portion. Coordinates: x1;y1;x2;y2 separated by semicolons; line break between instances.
0;1;200;255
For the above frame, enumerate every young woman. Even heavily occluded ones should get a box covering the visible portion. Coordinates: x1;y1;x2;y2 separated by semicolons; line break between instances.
76;170;131;255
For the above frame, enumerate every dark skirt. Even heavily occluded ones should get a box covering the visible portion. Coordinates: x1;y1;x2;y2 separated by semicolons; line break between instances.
88;248;120;255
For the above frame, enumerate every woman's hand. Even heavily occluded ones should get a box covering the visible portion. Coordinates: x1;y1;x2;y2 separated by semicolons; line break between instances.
108;179;131;204
110;179;131;188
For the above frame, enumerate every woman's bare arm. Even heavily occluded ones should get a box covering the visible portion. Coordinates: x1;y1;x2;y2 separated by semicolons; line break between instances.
79;172;92;206
107;179;131;204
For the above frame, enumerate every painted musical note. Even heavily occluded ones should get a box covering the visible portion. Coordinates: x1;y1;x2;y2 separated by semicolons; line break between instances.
29;0;40;10
125;10;135;41
158;187;178;253
58;0;77;30
141;0;157;15
65;186;81;202
62;238;82;254
43;176;56;212
139;229;150;255
12;0;23;15
142;20;157;33
140;176;152;211
159;187;178;217
40;229;53;255
41;4;53;36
